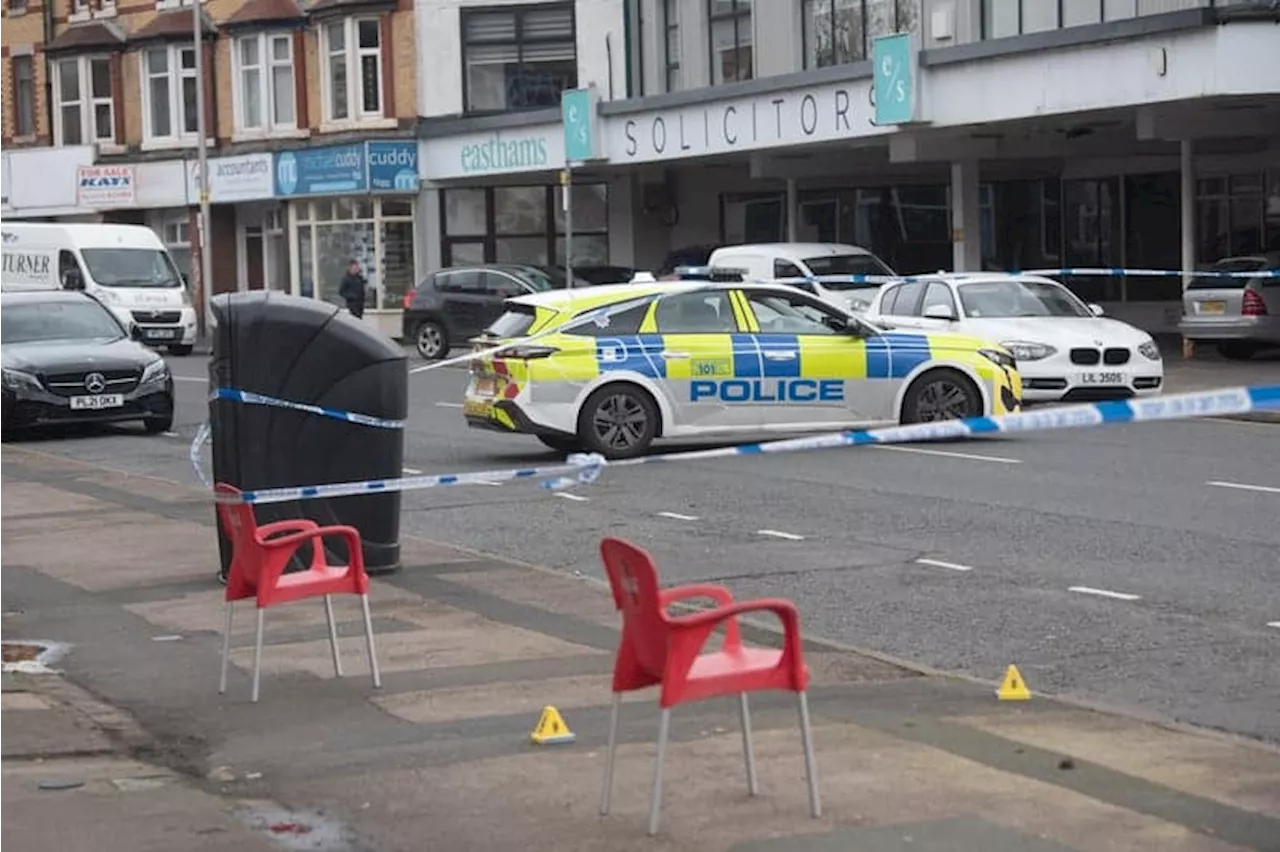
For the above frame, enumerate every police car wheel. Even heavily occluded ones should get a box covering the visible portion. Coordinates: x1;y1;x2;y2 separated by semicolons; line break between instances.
415;320;447;361
901;369;982;424
578;384;659;460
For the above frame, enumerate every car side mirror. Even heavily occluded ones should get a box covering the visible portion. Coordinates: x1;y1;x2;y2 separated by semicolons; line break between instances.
922;304;956;321
1088;303;1104;316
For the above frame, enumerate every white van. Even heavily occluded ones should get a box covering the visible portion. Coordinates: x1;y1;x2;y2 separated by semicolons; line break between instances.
1;222;197;354
707;243;897;314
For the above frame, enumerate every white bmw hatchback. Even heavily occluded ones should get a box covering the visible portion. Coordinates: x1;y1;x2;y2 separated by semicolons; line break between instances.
864;273;1164;403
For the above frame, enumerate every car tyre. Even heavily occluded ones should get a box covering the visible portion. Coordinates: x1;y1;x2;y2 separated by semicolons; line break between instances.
577;383;660;460
900;368;983;424
144;413;174;434
168;344;194;356
1217;342;1257;361
537;435;583;454
415;320;448;361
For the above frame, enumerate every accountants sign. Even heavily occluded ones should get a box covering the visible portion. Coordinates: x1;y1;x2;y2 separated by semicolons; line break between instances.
604;80;883;165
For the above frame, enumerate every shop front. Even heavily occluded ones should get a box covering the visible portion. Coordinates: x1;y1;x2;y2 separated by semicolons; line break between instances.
275;140;421;338
419;122;613;273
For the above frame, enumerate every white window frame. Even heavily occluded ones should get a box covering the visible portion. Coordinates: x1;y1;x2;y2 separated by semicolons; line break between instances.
140;43;199;146
232;31;297;135
319;15;384;126
52;55;115;147
155;0;199;11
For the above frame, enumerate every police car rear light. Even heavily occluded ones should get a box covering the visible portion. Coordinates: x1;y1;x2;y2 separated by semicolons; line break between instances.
497;345;559;360
403;291;413;309
1242;289;1266;316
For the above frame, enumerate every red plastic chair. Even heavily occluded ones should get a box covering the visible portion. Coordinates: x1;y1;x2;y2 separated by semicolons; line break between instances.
214;483;381;703
597;537;820;835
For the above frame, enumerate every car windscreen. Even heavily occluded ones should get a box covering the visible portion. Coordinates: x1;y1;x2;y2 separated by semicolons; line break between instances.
484;306;538;339
1186;258;1274;291
802;254;893;290
81;248;183;288
957;280;1091;318
1;300;125;343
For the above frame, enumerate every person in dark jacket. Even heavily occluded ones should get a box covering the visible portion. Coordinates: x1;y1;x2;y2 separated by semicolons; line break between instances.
339;260;367;318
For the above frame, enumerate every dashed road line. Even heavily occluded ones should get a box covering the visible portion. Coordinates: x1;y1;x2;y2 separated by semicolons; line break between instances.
873;445;1022;464
915;557;974;572
435;402;464;409
555;492;589;502
161;431;181;438
1267;621;1280;629
402;467;423;475
1068;586;1141;602
1206;480;1280;495
757;529;805;541
657;511;699;522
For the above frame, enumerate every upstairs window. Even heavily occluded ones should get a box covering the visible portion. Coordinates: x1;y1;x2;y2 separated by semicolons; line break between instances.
54;56;115;146
321;16;383;123
663;0;680;92
233;32;296;133
13;55;36;137
707;0;751;85
461;3;577;113
802;0;865;68
141;45;198;143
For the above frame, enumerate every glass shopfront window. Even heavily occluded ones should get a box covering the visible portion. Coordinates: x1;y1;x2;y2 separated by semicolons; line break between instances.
440;183;609;269
293;197;416;310
1197;171;1280;263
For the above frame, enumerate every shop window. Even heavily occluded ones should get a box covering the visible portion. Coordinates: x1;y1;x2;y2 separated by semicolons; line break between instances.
293;198;415;310
439;184;610;270
663;0;681;92
321;16;383;124
461;4;577;114
1061;178;1121;301
54;55;114;146
141;45;198;144
802;0;866;67
723;194;784;245
1196;172;1273;263
12;55;36;137
708;0;752;85
233;32;296;134
158;215;193;281
981;0;1141;39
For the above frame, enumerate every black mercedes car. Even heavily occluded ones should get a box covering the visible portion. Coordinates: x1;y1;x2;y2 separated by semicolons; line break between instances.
1;289;175;437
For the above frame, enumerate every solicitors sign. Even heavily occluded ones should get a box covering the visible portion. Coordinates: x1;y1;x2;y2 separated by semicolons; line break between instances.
603;80;884;165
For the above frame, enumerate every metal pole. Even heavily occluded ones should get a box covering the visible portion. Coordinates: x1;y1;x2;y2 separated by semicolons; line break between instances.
1179;138;1196;360
561;167;573;288
193;0;212;338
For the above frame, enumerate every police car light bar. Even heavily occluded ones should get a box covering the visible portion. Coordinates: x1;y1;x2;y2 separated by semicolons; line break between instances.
672;265;749;282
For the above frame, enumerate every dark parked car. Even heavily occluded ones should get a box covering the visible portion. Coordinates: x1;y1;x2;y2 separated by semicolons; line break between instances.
1;289;175;437
572;265;637;286
401;264;590;360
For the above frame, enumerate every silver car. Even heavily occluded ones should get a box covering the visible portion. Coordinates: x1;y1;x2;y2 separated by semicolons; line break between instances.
1178;253;1280;360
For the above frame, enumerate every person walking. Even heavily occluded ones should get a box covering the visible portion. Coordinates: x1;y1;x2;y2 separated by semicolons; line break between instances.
339;259;367;319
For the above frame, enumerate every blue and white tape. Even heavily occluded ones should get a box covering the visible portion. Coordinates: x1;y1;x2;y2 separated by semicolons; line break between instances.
671;266;1280;286
209;388;406;429
214;383;1280;506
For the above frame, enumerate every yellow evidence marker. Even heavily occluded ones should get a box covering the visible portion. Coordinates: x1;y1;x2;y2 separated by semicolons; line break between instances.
997;665;1032;701
531;705;576;744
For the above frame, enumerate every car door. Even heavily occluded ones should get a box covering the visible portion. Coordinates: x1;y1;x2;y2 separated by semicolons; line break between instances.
737;287;885;423
642;288;753;430
437;269;487;339
872;280;926;330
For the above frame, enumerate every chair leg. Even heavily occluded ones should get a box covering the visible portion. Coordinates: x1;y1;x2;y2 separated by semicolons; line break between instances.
797;691;821;819
323;595;344;678
359;593;381;689
251;608;266;703
647;707;671;836
739;693;759;796
218;601;233;695
599;692;622;816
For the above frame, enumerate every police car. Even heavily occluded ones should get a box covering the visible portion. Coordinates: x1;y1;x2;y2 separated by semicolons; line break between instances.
461;280;1022;459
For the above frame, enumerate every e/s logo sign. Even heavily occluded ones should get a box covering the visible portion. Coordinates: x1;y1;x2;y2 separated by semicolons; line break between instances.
691;379;844;403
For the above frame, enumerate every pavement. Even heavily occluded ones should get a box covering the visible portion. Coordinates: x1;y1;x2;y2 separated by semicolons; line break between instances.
3;450;1280;851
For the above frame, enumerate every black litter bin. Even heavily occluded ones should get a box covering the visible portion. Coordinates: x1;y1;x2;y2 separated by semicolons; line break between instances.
209;291;407;579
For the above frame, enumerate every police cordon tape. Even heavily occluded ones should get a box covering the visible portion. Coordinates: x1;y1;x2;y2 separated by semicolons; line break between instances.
209;383;1280;506
746;267;1280;286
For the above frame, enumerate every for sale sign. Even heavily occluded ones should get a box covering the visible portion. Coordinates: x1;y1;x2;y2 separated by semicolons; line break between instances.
77;165;136;208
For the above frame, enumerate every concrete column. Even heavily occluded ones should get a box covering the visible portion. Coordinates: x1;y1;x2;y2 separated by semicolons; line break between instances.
679;0;710;89
1180;138;1196;359
419;185;442;275
950;159;981;272
786;178;798;242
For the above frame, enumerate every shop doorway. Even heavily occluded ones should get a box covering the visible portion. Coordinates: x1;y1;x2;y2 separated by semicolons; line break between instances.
239;205;288;292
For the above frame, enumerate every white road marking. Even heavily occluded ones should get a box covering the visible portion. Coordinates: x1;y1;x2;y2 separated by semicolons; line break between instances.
555;492;589;502
874;445;1022;464
757;529;805;541
1268;622;1280;629
915;557;974;572
657;511;699;522
151;635;183;642
402;467;423;475
1206;480;1280;495
1068;586;1141;601
171;376;207;383
435;402;464;409
161;431;180;438
475;480;501;486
